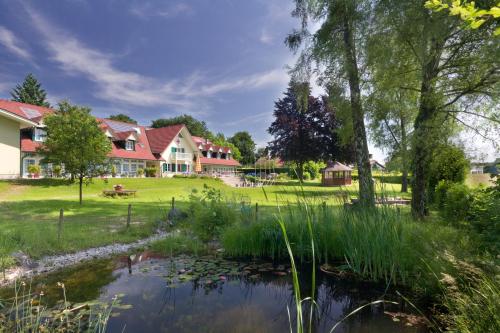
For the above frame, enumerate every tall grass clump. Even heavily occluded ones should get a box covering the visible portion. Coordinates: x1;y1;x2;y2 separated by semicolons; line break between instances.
222;199;433;286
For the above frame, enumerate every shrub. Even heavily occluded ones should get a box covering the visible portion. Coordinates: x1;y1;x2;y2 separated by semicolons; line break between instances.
27;164;41;176
189;185;237;242
52;165;62;177
429;145;469;189
435;180;452;209
441;183;473;223
467;178;500;250
136;168;144;177
144;167;157;177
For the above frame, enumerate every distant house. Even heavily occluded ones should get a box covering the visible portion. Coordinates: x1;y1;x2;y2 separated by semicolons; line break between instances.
0;100;240;179
192;136;241;175
470;162;487;174
369;154;386;171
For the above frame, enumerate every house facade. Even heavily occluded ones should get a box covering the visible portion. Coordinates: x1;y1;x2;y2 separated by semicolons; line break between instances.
0;100;240;179
0;100;53;178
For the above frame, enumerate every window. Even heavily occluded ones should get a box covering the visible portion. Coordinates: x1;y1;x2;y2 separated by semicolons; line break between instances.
123;164;129;172
131;164;137;173
171;147;177;153
34;128;47;142
126;140;135;151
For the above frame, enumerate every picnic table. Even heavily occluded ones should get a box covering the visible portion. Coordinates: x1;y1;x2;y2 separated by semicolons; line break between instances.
103;190;137;197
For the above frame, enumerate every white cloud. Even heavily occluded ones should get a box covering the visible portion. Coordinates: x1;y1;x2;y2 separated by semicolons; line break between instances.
259;28;273;45
0;26;31;60
129;1;193;19
223;112;273;127
22;4;287;112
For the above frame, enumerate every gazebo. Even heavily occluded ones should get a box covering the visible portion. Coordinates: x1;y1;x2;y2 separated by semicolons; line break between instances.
321;162;352;186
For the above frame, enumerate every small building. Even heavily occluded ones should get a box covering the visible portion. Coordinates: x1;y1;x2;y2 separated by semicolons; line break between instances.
321;162;352;186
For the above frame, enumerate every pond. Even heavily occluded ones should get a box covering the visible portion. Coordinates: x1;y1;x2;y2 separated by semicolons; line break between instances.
1;253;427;333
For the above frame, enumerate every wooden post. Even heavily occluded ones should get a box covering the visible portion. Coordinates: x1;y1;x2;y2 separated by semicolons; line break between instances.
255;202;259;221
58;209;64;242
127;204;132;229
171;197;175;209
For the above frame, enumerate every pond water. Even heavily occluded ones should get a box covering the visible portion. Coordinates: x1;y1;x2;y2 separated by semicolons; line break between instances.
1;253;427;333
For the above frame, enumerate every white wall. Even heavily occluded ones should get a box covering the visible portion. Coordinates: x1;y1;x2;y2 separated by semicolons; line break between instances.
0;116;21;178
159;128;198;176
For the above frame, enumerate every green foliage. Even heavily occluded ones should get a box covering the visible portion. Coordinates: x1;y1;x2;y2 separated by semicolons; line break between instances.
151;114;212;138
136;168;144;177
303;160;325;180
52;165;62;177
41;101;112;203
441;183;473;223
228;131;256;165
425;0;500;36
108;113;137;124
223;202;438;286
211;133;241;161
10;73;50;107
430;145;469;189
27;164;41;176
467;178;500;249
188;185;237;242
149;233;205;256
144;167;157;177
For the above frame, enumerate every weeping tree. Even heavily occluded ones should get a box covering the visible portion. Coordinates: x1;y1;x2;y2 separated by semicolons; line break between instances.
286;0;375;207
373;0;500;218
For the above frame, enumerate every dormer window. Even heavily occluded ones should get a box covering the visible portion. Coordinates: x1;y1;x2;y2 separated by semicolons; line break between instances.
126;140;135;151
34;128;47;142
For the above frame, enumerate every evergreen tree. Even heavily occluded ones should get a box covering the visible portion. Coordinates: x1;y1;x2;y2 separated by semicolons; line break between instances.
11;73;50;107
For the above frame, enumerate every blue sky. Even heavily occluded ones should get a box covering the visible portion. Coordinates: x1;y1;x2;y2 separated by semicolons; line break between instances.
0;0;303;148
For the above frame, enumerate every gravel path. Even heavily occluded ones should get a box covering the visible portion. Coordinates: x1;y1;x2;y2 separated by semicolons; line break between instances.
1;230;171;288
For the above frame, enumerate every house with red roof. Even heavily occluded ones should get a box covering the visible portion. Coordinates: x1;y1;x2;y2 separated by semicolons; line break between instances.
0;100;240;178
0;99;53;178
191;136;241;174
98;118;159;177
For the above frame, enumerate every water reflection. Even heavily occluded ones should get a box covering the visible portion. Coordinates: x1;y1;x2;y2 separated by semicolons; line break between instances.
1;254;427;333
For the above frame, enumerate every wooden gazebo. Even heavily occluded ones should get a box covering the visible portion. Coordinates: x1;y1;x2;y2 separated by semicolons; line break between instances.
321;162;352;186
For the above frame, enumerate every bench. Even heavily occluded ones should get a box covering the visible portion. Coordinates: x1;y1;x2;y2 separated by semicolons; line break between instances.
103;190;137;197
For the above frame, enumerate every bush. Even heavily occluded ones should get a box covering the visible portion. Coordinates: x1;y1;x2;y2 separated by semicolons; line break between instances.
188;185;237;242
429;145;469;189
27;164;41;176
467;178;500;250
435;180;452;209
52;165;62;177
441;183;473;223
136;168;144;177
144;167;157;177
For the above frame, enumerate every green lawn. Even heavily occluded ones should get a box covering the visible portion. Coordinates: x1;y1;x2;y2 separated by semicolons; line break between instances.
0;177;407;259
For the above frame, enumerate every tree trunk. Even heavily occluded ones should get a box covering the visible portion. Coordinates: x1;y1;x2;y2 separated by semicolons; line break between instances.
342;14;375;207
411;32;443;218
79;176;83;205
400;113;409;193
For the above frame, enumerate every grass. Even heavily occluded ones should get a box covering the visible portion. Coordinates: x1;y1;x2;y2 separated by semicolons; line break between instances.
0;177;405;259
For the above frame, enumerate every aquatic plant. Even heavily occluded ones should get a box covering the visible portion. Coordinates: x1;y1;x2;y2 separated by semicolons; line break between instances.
0;281;117;332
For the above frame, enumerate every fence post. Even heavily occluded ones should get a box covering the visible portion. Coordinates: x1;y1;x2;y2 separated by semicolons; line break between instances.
171;197;175;209
127;204;132;229
58;208;64;242
255;202;259;221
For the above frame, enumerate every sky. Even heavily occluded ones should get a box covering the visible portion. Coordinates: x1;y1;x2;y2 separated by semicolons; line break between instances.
0;0;496;162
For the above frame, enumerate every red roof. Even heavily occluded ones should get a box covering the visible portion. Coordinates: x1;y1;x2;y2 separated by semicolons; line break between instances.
98;119;157;161
20;131;42;152
199;157;241;167
0;99;53;124
192;136;212;145
146;125;184;154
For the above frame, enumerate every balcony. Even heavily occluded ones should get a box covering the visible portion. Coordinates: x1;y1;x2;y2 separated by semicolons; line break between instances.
172;152;193;160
